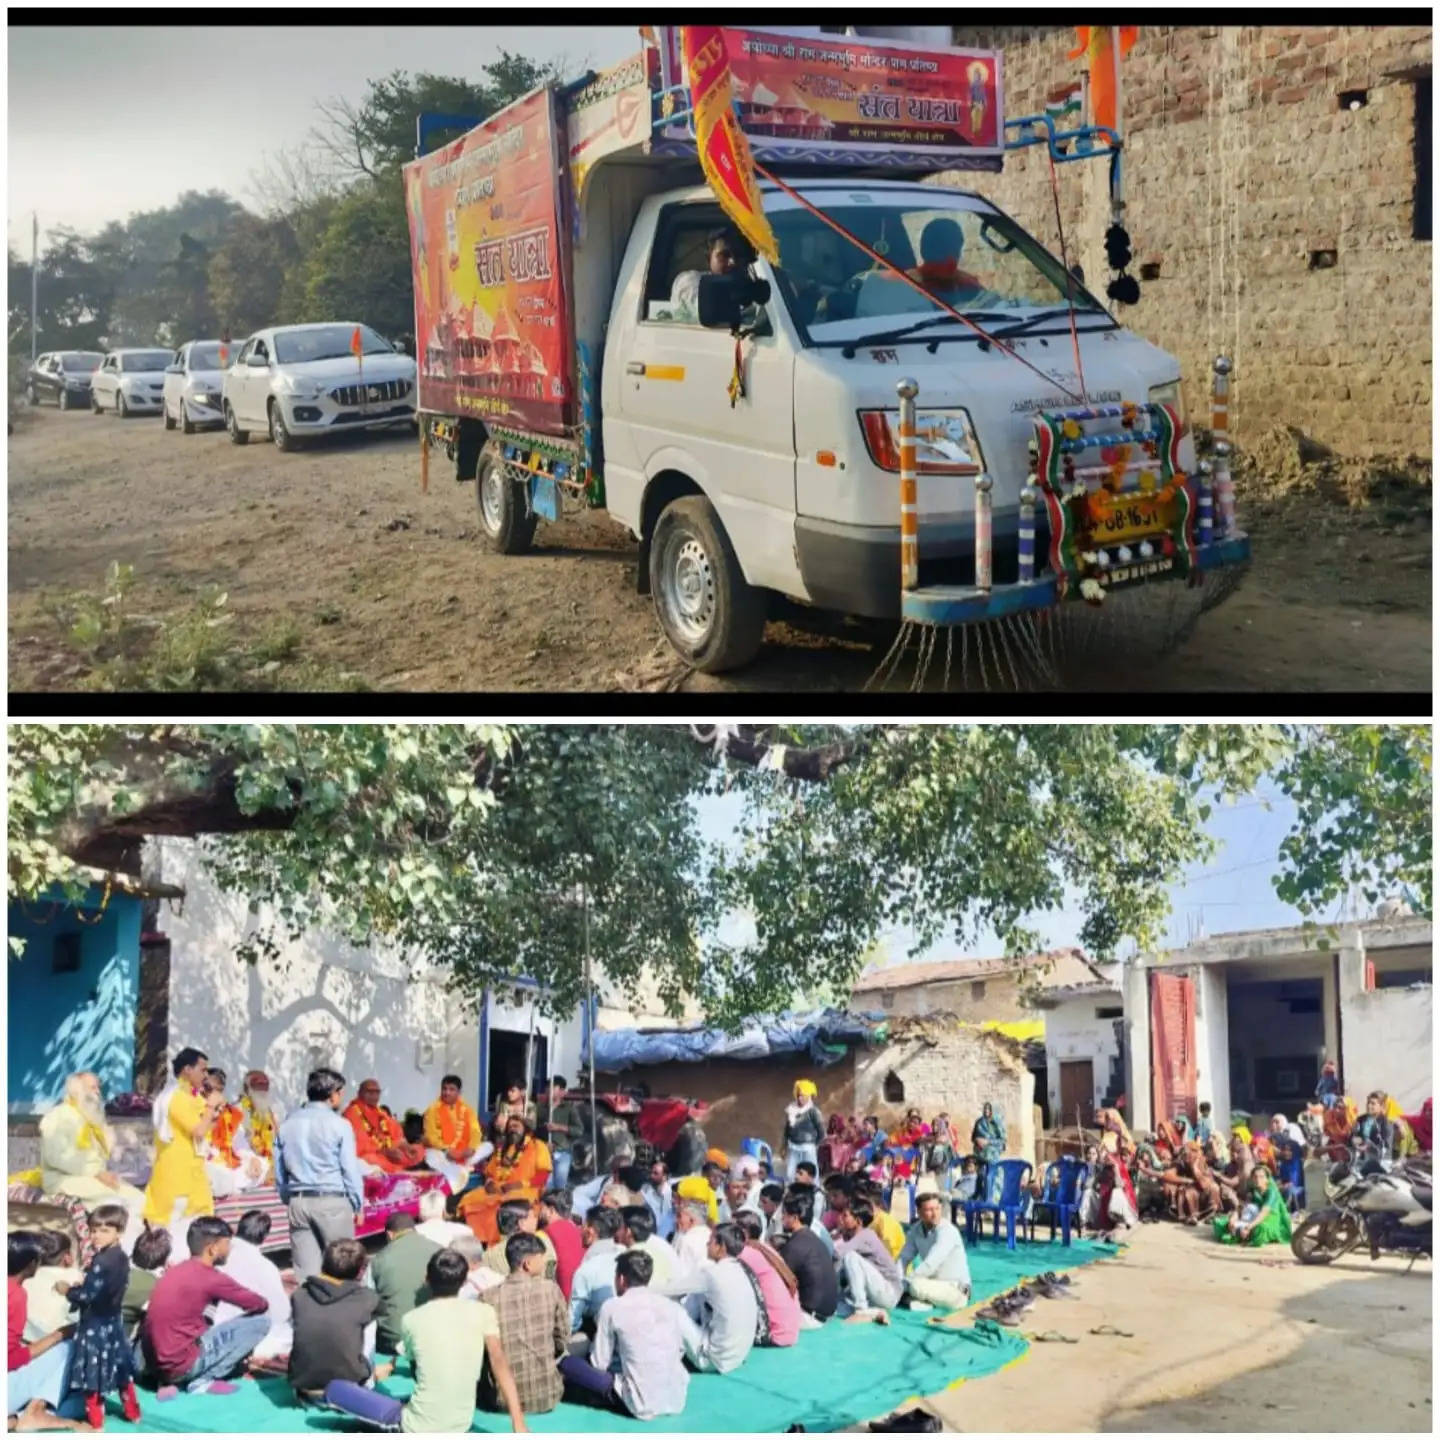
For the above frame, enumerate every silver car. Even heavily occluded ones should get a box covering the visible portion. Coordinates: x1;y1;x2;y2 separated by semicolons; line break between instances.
90;348;172;417
162;339;241;433
221;322;417;451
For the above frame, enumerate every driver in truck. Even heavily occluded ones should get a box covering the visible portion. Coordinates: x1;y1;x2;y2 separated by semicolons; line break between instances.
669;227;746;321
906;216;985;302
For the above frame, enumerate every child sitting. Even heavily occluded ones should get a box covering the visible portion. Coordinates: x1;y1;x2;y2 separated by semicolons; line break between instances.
61;1202;140;1427
22;1230;83;1342
122;1225;172;1348
953;1157;979;1203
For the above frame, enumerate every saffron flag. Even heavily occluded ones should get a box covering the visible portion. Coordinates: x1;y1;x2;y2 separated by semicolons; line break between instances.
350;325;364;358
681;26;779;266
1068;26;1138;142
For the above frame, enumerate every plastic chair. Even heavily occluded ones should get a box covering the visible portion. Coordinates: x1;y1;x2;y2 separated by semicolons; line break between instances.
965;1157;1033;1250
741;1137;774;1172
1030;1156;1089;1246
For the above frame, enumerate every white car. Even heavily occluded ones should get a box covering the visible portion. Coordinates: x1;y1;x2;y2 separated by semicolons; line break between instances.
221;322;417;451
163;339;241;434
90;348;173;417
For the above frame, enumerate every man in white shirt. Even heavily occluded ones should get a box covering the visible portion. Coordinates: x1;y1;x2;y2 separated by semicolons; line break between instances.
667;228;742;323
667;1198;712;1292
898;1191;971;1310
677;1223;757;1375
207;1209;293;1360
414;1187;471;1247
559;1249;700;1419
569;1205;625;1333
619;1205;674;1290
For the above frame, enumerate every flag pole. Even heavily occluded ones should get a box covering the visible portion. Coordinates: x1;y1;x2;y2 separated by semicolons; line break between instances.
31;213;39;362
1111;27;1126;214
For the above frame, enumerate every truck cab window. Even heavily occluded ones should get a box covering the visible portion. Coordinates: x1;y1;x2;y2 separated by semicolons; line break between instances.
644;207;756;326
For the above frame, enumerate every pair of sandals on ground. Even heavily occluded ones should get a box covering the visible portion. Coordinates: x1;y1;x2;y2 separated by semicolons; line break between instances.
973;1270;1076;1328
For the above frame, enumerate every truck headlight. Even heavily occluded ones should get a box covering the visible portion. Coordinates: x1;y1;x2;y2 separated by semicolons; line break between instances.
858;407;985;475
1147;379;1186;431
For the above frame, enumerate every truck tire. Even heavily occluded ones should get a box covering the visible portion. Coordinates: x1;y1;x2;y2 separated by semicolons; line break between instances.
476;450;535;555
649;495;766;672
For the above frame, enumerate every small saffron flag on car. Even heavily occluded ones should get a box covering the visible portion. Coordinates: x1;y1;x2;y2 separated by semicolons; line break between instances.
350;326;364;358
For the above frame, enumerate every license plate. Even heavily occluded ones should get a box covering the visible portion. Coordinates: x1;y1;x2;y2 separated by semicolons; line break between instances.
1092;494;1175;546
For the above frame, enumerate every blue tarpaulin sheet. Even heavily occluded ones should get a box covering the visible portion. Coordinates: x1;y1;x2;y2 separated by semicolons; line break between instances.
590;1007;884;1071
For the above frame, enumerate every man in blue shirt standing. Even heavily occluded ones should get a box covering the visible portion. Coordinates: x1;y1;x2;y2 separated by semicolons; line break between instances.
275;1068;366;1280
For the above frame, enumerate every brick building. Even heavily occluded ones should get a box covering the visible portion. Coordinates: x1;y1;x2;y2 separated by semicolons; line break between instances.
839;24;1431;458
938;24;1432;458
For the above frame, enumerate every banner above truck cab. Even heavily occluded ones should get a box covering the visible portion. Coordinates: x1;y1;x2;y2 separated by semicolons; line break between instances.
655;26;1004;173
403;87;574;434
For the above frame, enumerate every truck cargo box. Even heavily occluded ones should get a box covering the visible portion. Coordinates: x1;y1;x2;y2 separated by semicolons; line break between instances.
403;87;575;437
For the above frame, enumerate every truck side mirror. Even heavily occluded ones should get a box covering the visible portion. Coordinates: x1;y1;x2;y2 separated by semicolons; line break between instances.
698;272;772;330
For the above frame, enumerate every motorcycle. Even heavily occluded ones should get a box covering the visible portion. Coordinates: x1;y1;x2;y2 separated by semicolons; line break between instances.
1291;1146;1432;1266
567;1088;709;1182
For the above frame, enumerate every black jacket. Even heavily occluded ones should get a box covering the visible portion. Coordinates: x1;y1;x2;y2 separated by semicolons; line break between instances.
288;1276;379;1394
777;1226;837;1320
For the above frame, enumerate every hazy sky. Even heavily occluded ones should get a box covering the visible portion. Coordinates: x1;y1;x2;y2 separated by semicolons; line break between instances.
6;25;638;253
698;775;1315;979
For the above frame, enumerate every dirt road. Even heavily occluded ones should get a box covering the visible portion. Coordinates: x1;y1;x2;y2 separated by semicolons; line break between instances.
7;407;1430;691
913;1222;1431;1433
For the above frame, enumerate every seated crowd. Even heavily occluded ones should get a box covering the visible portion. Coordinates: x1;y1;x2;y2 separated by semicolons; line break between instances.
10;1064;986;1432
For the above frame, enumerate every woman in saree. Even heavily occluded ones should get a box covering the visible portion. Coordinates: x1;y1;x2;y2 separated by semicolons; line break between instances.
458;1113;551;1244
1216;1134;1255;1215
1095;1145;1139;1242
924;1113;961;1177
1176;1141;1223;1222
971;1102;1006;1189
1213;1164;1293;1247
1094;1107;1134;1157
1323;1096;1358;1161
1153;1119;1184;1161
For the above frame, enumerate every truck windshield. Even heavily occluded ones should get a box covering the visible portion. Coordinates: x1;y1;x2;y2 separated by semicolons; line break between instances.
767;197;1108;345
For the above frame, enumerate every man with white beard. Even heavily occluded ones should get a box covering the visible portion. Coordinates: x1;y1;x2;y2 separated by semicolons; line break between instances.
39;1071;147;1241
201;1068;267;1198
237;1069;284;1181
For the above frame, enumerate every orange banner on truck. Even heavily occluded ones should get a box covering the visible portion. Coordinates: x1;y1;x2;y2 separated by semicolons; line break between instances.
659;27;1004;155
403;88;573;434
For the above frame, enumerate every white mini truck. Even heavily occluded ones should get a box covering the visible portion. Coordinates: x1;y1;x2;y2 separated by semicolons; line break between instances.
406;29;1250;672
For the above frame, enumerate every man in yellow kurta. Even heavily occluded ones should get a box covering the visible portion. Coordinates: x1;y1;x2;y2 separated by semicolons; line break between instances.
422;1073;488;1193
143;1047;217;1225
39;1072;147;1222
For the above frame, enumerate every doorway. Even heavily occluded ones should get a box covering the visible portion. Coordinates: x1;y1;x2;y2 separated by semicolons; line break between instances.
1058;1060;1095;1127
1225;973;1324;1119
486;1027;548;1113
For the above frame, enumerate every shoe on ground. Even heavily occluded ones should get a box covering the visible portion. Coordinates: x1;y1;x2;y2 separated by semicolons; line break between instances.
975;1303;1021;1328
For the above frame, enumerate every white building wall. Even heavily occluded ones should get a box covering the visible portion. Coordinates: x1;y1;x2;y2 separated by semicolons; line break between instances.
1044;994;1122;1118
1195;964;1231;1127
155;839;581;1122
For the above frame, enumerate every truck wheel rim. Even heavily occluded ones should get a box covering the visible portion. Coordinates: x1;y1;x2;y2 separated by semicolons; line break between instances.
480;467;504;532
663;536;714;644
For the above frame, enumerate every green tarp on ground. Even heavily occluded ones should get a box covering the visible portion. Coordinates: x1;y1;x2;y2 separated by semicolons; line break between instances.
112;1237;1119;1434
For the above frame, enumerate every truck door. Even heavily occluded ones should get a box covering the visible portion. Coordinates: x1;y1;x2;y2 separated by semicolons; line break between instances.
1149;969;1197;1127
610;202;802;597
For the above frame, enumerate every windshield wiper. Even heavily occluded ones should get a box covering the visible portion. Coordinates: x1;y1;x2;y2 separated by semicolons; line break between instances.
840;311;1014;357
988;307;1108;341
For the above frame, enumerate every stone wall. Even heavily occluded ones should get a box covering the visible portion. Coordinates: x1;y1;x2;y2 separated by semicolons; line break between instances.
858;972;1029;1022
853;1024;1036;1166
945;24;1433;457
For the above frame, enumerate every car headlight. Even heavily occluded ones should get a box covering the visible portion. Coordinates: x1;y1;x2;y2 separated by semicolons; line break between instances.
278;376;322;400
1147;379;1186;430
858;406;985;476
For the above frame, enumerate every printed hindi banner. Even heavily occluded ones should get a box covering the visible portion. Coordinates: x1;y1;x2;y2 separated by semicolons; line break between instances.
403;88;573;434
659;27;1004;157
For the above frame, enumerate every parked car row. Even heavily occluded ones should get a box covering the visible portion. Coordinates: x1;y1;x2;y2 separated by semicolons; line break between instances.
24;323;417;451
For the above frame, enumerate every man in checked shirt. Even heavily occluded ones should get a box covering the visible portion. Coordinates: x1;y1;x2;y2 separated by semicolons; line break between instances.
478;1232;568;1415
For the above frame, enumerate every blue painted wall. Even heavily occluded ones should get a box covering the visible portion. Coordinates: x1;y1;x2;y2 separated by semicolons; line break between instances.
7;888;143;1111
